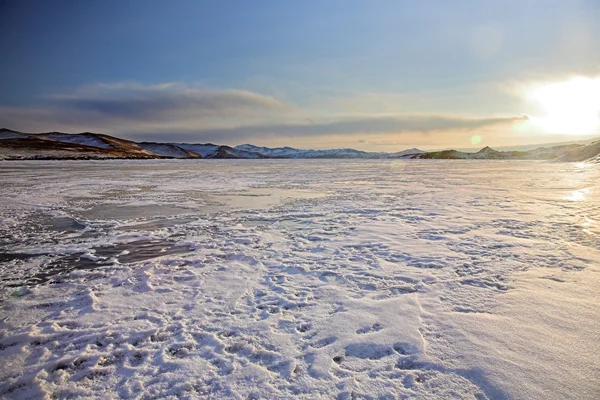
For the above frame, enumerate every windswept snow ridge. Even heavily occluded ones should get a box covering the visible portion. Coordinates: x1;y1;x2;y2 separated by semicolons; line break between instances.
0;160;598;399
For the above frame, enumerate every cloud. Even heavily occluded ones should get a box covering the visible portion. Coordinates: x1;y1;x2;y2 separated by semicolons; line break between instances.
0;81;529;146
49;82;294;121
134;114;527;142
0;82;302;136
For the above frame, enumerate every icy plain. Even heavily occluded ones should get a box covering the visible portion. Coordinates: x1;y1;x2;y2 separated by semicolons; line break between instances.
0;160;598;399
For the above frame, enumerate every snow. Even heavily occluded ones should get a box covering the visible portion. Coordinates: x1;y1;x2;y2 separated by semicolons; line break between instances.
558;140;600;162
235;144;301;158
176;143;221;158
388;148;427;158
0;131;29;140
39;133;114;149
0;160;598;399
527;144;578;156
137;143;199;159
233;144;419;159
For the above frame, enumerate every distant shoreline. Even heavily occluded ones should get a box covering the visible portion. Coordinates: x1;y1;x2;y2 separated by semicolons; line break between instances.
1;128;599;162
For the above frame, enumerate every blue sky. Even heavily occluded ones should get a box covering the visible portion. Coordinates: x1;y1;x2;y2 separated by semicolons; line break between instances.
1;0;599;149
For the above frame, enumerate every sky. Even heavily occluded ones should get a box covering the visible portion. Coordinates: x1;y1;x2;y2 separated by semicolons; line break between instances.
1;0;600;150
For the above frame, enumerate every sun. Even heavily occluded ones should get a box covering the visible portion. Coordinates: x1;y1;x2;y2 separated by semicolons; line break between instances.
528;77;600;135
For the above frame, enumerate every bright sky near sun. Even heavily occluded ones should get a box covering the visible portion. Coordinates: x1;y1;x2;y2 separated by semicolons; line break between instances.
0;0;599;150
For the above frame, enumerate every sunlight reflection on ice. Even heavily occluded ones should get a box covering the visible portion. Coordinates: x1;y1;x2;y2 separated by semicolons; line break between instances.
582;216;596;236
566;188;589;201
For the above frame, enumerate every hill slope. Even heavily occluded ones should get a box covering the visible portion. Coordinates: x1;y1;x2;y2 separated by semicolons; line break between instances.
557;140;600;162
0;129;161;160
1;128;599;162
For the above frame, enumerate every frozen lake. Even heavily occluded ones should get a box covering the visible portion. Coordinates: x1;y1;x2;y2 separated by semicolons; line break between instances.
0;160;598;399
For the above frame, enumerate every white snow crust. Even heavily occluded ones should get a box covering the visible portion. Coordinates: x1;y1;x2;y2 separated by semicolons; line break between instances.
0;160;598;399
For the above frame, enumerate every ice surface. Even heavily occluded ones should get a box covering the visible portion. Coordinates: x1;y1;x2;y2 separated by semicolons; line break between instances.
0;160;598;399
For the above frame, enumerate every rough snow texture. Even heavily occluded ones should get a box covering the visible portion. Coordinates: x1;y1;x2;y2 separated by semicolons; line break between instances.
0;160;598;399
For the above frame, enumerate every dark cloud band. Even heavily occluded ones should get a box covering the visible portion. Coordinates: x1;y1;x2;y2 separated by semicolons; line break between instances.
0;82;527;144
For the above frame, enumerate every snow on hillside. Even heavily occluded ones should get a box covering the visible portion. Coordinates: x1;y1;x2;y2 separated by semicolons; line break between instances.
138;142;201;159
526;144;580;157
176;143;222;158
172;144;266;159
235;144;301;157
388;148;427;158
0;160;598;399
40;133;114;149
229;148;266;159
558;140;600;162
413;144;585;160
0;129;30;140
234;144;425;160
2;129;599;161
235;144;395;159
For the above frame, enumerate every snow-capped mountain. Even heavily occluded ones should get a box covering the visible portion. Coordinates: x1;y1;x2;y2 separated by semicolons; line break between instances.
412;144;590;160
39;132;114;149
176;143;268;159
235;144;378;158
557;140;600;162
1;128;600;162
0;129;30;140
387;148;428;158
234;144;427;159
0;129;158;160
137;142;202;159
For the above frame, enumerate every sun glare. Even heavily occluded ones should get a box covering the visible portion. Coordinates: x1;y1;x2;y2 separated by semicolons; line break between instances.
529;77;600;135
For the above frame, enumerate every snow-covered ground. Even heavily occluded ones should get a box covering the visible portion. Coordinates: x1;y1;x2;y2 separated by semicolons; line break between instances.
0;160;598;399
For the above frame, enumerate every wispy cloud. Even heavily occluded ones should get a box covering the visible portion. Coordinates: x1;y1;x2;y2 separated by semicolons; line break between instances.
150;115;527;141
49;82;295;120
0;82;529;147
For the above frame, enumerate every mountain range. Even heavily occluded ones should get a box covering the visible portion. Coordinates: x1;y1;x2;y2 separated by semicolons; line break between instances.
1;128;599;162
